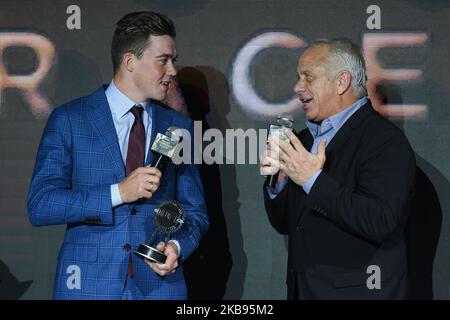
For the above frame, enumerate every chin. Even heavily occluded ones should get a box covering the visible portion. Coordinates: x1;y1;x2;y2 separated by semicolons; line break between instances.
304;112;314;121
151;93;165;102
158;90;169;101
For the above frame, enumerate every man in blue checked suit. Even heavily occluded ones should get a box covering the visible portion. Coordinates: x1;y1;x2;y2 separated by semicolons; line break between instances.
27;11;208;300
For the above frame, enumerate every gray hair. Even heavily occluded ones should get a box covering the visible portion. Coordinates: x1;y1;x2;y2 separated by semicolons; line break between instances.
309;38;367;98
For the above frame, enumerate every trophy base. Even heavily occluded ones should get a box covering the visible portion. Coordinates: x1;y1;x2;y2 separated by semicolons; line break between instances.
135;244;167;264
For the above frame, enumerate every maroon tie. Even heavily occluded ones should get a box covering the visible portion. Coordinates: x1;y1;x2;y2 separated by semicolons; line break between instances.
126;105;145;176
125;105;144;277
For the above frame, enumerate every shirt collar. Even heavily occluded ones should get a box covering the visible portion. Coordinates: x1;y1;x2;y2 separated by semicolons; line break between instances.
105;80;149;119
306;96;368;138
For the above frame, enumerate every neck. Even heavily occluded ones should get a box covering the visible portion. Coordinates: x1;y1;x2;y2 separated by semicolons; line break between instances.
336;93;360;113
113;72;144;103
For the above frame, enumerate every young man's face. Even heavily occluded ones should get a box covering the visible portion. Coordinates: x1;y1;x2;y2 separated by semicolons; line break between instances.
132;35;177;101
293;45;338;122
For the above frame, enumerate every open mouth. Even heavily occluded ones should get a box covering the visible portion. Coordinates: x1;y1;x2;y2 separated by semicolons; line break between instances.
160;80;171;88
300;98;313;106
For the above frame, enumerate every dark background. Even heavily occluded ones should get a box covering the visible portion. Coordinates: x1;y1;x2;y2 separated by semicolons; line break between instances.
0;0;449;299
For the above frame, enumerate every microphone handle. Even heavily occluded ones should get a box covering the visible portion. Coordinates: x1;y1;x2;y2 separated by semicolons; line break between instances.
151;153;170;173
267;172;279;188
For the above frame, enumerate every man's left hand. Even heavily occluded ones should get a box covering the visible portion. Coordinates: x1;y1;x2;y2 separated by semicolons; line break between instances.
145;242;179;276
269;130;326;186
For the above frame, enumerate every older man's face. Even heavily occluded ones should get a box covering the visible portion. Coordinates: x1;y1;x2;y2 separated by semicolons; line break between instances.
294;45;337;122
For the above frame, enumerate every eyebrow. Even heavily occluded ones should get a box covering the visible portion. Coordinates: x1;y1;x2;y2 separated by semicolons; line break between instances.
156;54;178;60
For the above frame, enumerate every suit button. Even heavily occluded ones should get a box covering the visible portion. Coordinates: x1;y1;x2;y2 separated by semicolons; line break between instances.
296;225;304;232
131;208;136;215
123;243;131;251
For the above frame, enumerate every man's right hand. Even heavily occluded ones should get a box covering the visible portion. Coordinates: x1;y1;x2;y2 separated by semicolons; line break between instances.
260;135;285;177
259;147;287;183
118;167;162;203
259;147;280;176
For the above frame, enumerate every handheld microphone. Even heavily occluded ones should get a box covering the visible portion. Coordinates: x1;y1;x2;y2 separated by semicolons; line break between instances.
266;114;294;188
150;126;182;174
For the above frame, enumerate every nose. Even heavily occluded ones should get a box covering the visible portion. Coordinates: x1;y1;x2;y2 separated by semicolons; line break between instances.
167;61;177;76
293;78;305;94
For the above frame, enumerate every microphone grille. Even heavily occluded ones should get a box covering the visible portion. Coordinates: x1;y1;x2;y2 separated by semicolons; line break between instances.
277;114;294;128
165;126;182;142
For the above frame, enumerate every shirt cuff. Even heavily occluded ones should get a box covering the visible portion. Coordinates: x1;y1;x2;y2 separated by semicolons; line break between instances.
266;176;288;199
168;240;181;256
111;184;123;207
302;170;322;194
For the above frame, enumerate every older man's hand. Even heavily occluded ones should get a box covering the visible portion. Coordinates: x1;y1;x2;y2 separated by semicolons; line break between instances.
269;130;326;186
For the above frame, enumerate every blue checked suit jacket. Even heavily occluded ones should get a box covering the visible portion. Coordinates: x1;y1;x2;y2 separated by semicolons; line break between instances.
28;86;208;299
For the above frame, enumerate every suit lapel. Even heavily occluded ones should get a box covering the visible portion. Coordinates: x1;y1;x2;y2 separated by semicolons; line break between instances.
294;101;375;226
291;129;313;225
298;129;313;152
145;102;171;166
323;101;373;159
86;86;126;181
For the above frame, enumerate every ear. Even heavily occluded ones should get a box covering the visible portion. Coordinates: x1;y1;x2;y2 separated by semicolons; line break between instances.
122;52;135;72
336;71;351;95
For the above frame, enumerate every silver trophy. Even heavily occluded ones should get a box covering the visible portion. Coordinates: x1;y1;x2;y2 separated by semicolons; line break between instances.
135;200;185;264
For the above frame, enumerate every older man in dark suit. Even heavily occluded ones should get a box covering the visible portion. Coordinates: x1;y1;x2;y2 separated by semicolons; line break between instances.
260;38;416;299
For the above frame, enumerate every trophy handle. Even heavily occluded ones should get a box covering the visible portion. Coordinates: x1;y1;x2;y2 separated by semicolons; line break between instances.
164;232;172;244
146;229;158;246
